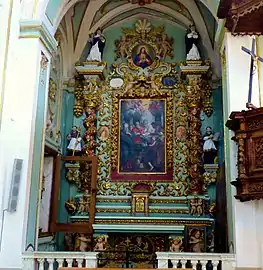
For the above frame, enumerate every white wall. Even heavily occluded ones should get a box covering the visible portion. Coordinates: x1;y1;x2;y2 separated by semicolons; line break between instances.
0;0;51;268
224;33;263;268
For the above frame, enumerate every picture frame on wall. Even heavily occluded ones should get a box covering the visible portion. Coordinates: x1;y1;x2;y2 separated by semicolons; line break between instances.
38;146;57;238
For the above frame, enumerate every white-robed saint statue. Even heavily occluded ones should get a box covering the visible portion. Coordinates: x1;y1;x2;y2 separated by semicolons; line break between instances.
185;24;201;61
67;126;82;155
186;44;201;61
203;126;220;164
86;28;106;62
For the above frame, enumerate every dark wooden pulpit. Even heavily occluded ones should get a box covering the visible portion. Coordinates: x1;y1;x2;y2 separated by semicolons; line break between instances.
226;107;263;201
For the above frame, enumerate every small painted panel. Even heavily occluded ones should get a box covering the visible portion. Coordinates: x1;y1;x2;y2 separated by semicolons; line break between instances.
132;44;155;69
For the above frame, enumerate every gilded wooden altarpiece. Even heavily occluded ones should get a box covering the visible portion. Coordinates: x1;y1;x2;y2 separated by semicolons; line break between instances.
94;20;190;197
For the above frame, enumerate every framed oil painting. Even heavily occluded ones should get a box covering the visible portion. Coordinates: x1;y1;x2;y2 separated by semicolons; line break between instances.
111;91;174;181
119;99;166;173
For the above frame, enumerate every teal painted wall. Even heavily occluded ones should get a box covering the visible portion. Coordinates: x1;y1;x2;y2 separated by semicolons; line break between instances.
201;86;224;164
45;0;62;24
26;55;48;248
102;19;186;67
58;90;75;224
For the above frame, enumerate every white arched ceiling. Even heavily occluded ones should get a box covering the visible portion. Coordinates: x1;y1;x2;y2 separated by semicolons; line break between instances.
20;0;219;36
104;13;188;32
37;0;219;32
20;0;221;77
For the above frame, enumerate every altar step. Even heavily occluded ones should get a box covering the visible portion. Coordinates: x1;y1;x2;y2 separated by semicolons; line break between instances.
22;251;236;270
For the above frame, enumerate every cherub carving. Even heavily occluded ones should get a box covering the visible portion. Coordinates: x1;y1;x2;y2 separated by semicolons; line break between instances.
190;198;197;215
124;74;137;92
169;237;183;252
145;74;159;91
78;197;86;212
197;198;203;216
94;235;108;251
77;234;91;252
158;34;172;60
190;198;203;216
118;36;129;60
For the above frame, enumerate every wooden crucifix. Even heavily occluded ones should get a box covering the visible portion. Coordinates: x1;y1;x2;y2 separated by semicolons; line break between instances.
241;37;263;109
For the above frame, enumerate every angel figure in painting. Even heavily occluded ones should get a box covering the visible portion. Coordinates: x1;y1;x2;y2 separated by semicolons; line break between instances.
86;28;106;62
189;229;204;252
67;126;82;155
170;237;183;252
158;34;172;60
133;47;153;68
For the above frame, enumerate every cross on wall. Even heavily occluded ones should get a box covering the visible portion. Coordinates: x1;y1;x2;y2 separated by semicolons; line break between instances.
241;37;263;109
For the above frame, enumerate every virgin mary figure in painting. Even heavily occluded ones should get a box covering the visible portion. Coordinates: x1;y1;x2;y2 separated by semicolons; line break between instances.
86;28;106;62
133;47;153;68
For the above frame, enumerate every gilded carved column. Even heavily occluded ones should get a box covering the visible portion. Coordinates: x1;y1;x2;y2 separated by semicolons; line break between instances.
180;61;210;194
82;82;100;156
74;63;107;156
186;76;203;194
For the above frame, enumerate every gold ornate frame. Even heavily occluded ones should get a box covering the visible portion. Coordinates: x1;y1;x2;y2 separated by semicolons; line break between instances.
111;83;174;180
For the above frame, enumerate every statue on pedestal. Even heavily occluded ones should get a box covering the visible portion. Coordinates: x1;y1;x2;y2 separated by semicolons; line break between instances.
203;126;220;164
185;24;201;61
67;126;82;155
86;28;106;62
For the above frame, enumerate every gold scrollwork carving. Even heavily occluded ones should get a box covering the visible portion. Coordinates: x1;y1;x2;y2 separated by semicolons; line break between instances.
65;162;81;186
200;79;213;117
115;19;174;66
235;133;247;178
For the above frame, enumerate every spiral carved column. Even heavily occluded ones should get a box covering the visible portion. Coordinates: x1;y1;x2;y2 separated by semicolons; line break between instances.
186;77;203;194
83;101;99;156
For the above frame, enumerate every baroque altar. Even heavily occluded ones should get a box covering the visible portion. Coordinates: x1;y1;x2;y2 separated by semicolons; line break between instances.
49;19;223;263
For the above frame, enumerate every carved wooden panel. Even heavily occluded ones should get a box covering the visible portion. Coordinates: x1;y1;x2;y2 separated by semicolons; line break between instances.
226;107;263;201
217;0;263;34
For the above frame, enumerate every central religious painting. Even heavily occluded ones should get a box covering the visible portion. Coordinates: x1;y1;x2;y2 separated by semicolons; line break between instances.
119;99;166;174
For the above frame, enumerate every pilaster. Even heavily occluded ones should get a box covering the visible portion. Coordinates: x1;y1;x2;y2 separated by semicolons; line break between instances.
0;19;56;268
